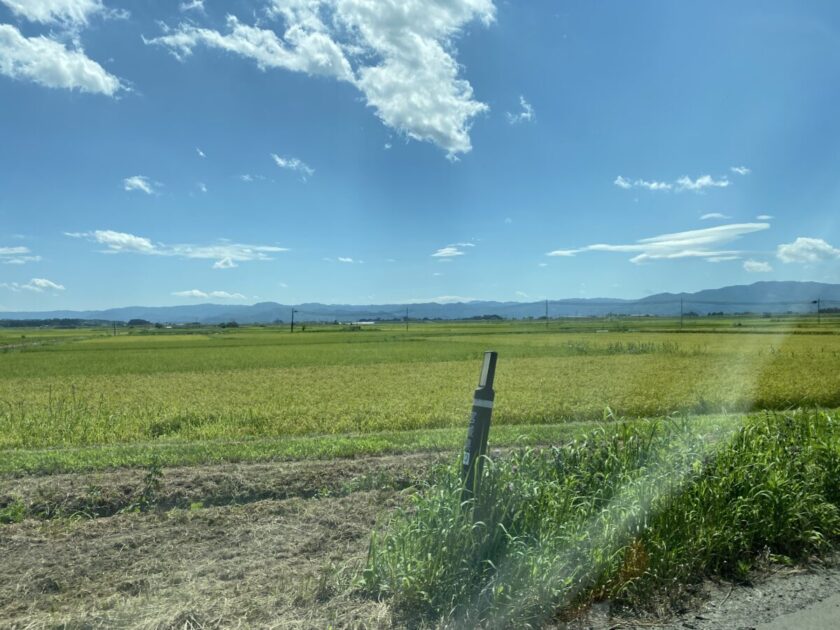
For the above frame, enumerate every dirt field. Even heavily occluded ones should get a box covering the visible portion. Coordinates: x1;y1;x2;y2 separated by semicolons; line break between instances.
2;455;838;629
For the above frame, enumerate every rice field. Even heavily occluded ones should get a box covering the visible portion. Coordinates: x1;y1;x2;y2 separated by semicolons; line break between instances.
2;321;840;458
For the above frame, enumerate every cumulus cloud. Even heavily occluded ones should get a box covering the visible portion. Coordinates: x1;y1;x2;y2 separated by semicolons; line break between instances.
67;229;288;268
2;277;65;292
146;0;495;158
730;165;751;175
700;213;731;221
506;95;534;124
0;245;41;264
547;222;770;264
743;259;772;273
777;237;840;263
123;175;157;194
0;23;124;95
271;153;314;179
173;288;246;299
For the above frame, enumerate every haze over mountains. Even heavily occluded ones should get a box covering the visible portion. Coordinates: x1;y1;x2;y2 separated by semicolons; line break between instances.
2;282;839;324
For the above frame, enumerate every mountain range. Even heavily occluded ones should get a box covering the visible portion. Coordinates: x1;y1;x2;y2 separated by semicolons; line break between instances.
2;281;838;324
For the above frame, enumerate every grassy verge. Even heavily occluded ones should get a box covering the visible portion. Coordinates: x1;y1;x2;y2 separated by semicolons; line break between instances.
362;410;840;627
0;420;620;476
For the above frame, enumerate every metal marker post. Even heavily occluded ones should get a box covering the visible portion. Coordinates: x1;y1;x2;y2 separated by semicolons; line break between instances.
461;351;498;504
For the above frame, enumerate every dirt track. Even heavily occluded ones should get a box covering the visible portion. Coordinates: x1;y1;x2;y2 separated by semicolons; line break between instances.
3;455;838;629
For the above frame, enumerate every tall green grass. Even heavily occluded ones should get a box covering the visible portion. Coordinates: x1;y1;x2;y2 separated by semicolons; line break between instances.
363;410;840;627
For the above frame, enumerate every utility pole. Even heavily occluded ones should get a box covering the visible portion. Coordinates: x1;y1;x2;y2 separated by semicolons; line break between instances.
405;306;409;332
290;308;297;333
680;298;684;330
814;298;821;325
113;321;117;337
545;299;548;330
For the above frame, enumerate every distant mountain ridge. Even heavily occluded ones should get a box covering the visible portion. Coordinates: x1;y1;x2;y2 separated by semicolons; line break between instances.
2;281;839;324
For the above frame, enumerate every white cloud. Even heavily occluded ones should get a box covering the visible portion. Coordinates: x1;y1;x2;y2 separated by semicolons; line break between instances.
173;289;247;300
212;257;237;269
2;277;65;292
0;23;124;95
0;245;40;264
146;1;495;158
756;214;773;220
700;213;731;221
730;165;751;175
84;229;156;253
675;174;730;192
431;246;465;258
197;181;207;193
68;230;288;268
179;0;204;13
615;173;732;193
196;147;206;157
506;95;534;124
337;257;355;263
271;153;314;178
0;0;111;26
537;262;547;267
515;290;529;298
777;237;840;263
613;175;671;191
743;259;772;273
123;175;157;194
547;222;770;264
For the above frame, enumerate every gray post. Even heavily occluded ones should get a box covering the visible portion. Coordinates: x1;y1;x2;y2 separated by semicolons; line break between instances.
461;351;498;504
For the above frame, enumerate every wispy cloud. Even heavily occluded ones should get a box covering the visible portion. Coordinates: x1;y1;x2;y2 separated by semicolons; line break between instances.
405;295;476;304
675;174;729;192
700;213;731;221
196;147;206;157
614;175;671;191
145;2;494;159
0;245;40;265
547;222;770;264
337;257;356;263
730;165;751;175
756;214;773;220
0;0;123;27
123;175;158;195
506;95;535;124
777;237;840;263
431;246;465;258
1;277;65;292
271;153;314;179
743;259;772;273
67;230;287;268
197;182;207;193
179;0;205;13
173;289;246;299
615;173;731;193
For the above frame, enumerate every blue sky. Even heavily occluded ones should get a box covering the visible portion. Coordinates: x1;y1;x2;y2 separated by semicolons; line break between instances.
2;0;840;311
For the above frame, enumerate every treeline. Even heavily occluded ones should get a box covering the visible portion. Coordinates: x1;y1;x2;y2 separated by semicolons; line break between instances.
0;318;115;328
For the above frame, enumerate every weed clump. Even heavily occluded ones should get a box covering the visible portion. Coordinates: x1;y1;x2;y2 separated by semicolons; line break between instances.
363;411;840;627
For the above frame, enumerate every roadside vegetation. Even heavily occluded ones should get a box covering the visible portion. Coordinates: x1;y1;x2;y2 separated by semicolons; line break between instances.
364;410;840;627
